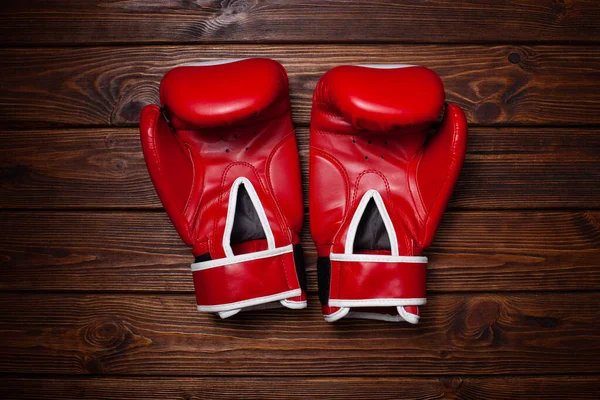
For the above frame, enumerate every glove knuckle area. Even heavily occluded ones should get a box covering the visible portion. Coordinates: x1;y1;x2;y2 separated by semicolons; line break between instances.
160;58;290;129
315;65;445;132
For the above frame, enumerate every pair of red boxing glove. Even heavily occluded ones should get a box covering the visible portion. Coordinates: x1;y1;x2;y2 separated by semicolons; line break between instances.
140;58;467;323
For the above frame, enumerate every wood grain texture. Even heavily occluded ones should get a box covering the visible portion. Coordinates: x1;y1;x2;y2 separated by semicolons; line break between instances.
1;0;598;45
0;292;598;376
1;211;598;293
1;376;599;400
1;127;599;210
1;0;599;396
1;45;600;128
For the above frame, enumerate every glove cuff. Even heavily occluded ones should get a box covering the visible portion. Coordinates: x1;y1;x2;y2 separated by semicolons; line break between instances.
191;244;306;318
325;253;427;323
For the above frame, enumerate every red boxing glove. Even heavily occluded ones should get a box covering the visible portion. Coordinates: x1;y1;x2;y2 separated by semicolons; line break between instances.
140;59;306;318
310;65;467;323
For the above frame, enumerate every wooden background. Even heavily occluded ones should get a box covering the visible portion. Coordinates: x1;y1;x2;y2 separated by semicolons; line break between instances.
0;1;599;399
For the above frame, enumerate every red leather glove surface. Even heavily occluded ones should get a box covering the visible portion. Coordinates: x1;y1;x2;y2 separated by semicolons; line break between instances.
310;65;467;323
140;59;306;318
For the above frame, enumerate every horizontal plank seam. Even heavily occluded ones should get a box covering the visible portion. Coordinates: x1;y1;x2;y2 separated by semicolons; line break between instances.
2;40;600;49
0;372;599;379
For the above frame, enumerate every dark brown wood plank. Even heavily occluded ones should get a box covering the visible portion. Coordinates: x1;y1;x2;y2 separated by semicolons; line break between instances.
1;211;598;293
1;376;599;400
1;1;598;45
1;127;598;210
1;45;599;128
0;292;597;375
0;128;150;209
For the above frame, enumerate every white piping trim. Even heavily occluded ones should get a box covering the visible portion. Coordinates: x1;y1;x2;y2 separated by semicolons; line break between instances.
344;190;399;256
219;297;308;318
355;64;415;69
197;288;302;313
191;244;293;271
181;59;247;67
218;309;241;319
330;253;428;263
323;307;350;322
398;306;420;325
280;299;308;309
222;177;276;258
325;309;419;323
329;298;427;307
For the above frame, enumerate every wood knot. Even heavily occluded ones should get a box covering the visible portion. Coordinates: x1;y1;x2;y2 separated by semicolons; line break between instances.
453;297;503;347
439;377;464;395
82;318;126;349
115;101;145;124
83;355;103;374
108;158;128;175
212;0;254;28
551;0;573;19
111;81;158;125
78;318;152;373
466;298;501;327
508;52;521;64
220;0;252;17
104;136;118;148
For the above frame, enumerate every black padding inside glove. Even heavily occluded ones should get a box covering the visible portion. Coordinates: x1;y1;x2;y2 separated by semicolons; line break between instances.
230;185;267;244
317;257;331;305
353;198;391;252
293;244;308;292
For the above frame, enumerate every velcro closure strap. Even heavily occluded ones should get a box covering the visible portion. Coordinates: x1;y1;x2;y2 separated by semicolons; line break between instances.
191;245;301;313
328;253;427;308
